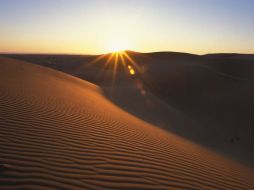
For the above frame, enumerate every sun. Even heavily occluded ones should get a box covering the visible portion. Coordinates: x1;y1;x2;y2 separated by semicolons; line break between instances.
106;38;131;53
88;43;141;86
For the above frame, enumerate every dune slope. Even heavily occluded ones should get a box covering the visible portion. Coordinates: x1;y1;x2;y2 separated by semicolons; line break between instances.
5;52;254;165
0;56;254;190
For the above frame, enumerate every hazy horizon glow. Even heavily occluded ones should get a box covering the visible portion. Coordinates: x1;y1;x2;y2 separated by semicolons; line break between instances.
1;0;254;55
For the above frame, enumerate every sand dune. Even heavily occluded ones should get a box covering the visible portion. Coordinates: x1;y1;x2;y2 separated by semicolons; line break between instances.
0;56;254;189
7;52;254;165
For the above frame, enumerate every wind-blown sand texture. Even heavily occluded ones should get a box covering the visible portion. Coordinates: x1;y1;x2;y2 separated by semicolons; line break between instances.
0;56;254;189
8;52;254;164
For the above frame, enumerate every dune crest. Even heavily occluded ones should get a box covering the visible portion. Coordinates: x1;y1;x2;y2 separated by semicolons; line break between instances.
0;56;254;189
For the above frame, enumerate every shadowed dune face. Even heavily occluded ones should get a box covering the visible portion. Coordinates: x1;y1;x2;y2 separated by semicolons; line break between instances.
0;56;254;189
141;54;254;162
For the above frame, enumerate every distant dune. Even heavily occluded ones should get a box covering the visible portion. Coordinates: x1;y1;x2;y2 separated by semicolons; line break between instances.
1;56;254;189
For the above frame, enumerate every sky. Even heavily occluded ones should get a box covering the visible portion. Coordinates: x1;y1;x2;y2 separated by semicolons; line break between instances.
0;0;254;55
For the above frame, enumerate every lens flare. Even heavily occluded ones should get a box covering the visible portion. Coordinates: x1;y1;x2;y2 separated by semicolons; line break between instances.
128;65;135;75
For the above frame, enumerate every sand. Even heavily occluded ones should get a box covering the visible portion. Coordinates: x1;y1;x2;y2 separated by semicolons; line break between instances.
0;56;254;189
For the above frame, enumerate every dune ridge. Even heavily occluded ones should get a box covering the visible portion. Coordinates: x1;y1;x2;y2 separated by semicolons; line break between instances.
0;56;254;189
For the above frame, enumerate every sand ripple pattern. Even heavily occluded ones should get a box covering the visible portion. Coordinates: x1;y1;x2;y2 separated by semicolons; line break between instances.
0;57;254;190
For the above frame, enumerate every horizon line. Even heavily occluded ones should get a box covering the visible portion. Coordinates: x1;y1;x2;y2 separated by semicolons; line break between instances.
1;50;254;56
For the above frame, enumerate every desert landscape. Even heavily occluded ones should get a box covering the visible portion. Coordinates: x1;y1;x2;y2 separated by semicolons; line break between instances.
6;52;254;165
1;0;254;189
1;52;254;189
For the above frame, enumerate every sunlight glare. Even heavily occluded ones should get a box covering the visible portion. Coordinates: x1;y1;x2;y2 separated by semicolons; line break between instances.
106;37;131;53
